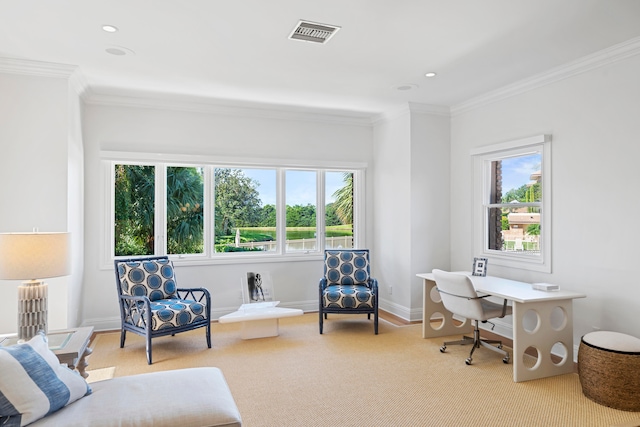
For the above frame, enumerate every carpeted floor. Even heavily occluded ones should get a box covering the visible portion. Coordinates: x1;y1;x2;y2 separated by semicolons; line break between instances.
88;314;640;427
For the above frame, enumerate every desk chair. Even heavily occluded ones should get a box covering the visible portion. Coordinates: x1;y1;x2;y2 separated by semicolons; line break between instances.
432;269;511;365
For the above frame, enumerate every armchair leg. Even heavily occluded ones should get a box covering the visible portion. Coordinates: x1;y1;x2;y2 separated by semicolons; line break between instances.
319;310;324;334
206;321;212;348
374;311;378;335
146;335;152;365
120;329;126;348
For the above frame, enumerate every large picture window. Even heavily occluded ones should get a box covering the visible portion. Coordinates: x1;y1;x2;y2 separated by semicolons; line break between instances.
108;155;363;262
472;135;551;272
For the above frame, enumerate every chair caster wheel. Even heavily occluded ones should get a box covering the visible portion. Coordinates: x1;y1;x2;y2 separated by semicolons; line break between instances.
503;356;510;364
465;358;472;365
440;346;446;353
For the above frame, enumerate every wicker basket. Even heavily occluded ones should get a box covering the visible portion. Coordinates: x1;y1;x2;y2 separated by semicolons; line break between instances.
578;332;640;412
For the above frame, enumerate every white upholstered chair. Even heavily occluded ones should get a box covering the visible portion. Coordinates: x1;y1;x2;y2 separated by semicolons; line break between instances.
432;269;511;365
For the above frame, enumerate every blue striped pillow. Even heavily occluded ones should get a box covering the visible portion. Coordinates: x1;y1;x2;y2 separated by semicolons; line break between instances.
0;332;91;426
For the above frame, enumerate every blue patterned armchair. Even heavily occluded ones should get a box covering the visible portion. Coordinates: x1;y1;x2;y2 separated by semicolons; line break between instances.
319;249;379;334
114;256;211;364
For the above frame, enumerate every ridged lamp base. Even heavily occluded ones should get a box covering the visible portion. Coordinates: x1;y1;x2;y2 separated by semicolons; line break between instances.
18;280;48;341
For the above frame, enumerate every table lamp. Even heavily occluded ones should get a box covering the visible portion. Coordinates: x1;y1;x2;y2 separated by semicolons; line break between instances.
0;231;70;340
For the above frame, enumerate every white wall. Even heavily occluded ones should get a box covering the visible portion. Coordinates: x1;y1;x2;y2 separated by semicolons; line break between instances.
409;108;451;314
449;54;640;341
373;111;412;316
373;105;451;320
5;47;638;341
81;98;375;330
0;72;73;334
66;74;85;329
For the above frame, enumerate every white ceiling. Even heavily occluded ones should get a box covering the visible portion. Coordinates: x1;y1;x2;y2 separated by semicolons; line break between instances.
2;0;640;114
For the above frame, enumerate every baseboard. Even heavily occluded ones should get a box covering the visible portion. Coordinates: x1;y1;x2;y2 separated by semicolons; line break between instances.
378;299;414;322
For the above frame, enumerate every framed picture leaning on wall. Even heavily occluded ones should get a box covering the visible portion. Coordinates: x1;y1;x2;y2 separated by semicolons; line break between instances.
242;271;274;304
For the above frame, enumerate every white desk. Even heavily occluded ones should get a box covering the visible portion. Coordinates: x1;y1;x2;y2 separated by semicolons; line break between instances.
417;272;586;382
218;302;303;339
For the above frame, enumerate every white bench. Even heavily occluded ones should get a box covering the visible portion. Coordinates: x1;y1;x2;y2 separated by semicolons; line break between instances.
31;367;242;426
219;302;303;339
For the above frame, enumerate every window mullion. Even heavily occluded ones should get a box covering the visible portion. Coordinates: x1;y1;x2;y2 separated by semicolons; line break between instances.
486;202;541;209
155;165;167;256
276;168;286;254
203;166;213;257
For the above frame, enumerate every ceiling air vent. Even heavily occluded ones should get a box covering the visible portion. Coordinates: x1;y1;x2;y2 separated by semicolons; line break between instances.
288;20;341;44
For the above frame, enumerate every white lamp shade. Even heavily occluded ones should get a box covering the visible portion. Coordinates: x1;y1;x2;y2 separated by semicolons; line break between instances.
0;232;71;280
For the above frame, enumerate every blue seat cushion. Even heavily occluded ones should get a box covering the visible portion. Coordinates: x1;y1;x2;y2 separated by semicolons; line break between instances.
323;284;374;309
129;298;207;331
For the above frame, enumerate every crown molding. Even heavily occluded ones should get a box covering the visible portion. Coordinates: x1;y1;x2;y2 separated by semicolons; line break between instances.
0;56;77;79
68;69;90;97
408;102;450;117
372;104;410;124
83;88;376;127
452;36;640;116
372;102;450;125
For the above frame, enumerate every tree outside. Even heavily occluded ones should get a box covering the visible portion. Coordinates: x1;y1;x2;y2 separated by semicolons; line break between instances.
114;164;154;256
115;165;354;256
167;167;204;254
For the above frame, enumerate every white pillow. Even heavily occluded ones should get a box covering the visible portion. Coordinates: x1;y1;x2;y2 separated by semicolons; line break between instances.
0;332;92;426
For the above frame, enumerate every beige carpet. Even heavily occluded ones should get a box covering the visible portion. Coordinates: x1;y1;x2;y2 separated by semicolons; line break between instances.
88;314;640;427
85;366;116;384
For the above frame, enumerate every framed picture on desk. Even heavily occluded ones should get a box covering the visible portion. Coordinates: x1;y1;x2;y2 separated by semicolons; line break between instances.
472;257;488;276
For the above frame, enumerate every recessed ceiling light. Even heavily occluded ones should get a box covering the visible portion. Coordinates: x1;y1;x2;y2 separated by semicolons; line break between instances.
105;45;135;56
105;45;136;56
392;84;419;91
425;72;437;78
105;47;126;55
102;25;118;33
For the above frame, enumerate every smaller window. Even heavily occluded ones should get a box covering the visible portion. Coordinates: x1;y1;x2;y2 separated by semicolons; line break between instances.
114;164;155;257
285;170;317;253
214;168;276;253
472;135;551;272
166;166;204;255
325;171;354;249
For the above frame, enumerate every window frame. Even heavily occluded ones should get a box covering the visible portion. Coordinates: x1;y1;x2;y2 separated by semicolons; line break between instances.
100;151;366;268
471;134;551;273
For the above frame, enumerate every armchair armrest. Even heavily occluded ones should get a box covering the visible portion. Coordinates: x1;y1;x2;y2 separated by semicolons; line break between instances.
368;278;378;293
176;288;211;318
119;294;152;329
319;278;328;291
176;287;210;300
119;294;151;306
